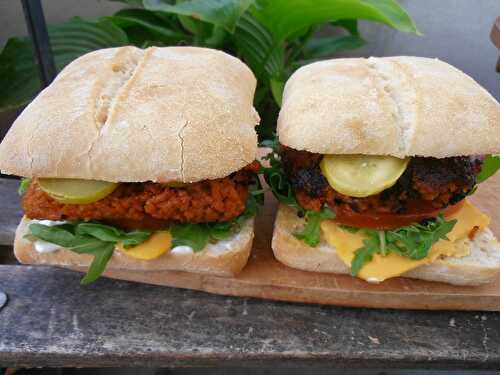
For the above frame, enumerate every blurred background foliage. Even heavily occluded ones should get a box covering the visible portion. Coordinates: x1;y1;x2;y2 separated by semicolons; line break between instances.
0;0;418;140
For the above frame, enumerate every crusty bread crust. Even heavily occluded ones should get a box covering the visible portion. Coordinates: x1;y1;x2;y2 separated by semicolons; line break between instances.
272;204;500;286
0;46;259;183
278;56;500;157
15;216;254;277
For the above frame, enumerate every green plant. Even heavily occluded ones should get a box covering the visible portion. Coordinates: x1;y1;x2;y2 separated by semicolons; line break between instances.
0;0;418;139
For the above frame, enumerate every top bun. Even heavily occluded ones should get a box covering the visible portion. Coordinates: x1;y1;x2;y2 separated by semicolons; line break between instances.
0;46;259;183
278;56;500;158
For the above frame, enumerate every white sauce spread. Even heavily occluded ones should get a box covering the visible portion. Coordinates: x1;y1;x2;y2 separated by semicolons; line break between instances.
207;238;237;256
30;219;68;227
28;219;68;254
170;246;194;255
169;229;246;257
34;240;63;253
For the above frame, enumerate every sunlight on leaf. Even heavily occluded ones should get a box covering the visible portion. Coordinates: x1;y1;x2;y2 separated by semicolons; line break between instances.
252;0;419;43
144;0;253;32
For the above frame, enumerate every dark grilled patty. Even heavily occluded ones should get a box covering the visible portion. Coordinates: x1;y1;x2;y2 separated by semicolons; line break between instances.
282;147;482;214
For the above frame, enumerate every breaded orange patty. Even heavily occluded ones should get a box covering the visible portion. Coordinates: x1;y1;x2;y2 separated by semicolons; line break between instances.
23;161;260;229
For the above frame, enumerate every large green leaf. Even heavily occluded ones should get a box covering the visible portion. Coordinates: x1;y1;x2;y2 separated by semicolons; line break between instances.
0;17;128;112
233;13;283;79
143;0;254;32
252;0;419;42
105;8;190;46
108;0;146;7
332;19;361;36
301;35;365;60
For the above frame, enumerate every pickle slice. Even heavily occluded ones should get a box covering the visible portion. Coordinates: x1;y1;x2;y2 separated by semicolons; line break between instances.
320;155;409;198
38;178;119;204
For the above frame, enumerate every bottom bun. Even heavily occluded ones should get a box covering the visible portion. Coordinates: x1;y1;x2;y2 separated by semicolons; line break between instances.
272;205;500;286
15;216;254;277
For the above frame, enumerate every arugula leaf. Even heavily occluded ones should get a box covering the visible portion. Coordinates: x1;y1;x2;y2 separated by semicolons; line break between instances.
477;155;500;184
351;235;380;276
27;222;151;284
347;215;457;276
293;207;335;247
238;184;262;222
29;223;85;248
260;137;300;209
170;223;210;251
75;223;150;248
209;221;234;241
18;178;31;196
79;243;115;285
261;137;336;247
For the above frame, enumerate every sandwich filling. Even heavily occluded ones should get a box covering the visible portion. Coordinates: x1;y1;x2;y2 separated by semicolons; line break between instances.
262;141;499;282
23;161;260;229
282;147;481;217
20;161;262;284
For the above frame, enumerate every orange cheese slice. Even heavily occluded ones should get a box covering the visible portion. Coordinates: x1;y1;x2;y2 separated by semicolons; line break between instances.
320;200;490;282
117;231;172;260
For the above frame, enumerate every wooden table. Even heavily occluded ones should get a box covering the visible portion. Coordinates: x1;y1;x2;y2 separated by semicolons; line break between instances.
0;178;499;369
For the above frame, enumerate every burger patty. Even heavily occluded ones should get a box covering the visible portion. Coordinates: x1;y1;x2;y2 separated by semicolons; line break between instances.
23;161;260;229
282;147;482;214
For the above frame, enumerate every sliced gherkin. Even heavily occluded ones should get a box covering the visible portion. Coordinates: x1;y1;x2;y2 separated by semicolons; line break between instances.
39;178;119;204
320;155;409;198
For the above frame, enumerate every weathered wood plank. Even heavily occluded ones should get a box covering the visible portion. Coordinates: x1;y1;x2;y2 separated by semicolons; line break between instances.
0;265;499;369
0;178;23;246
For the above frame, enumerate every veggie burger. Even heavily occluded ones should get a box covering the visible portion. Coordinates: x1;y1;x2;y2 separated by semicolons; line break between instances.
265;56;500;285
0;46;261;284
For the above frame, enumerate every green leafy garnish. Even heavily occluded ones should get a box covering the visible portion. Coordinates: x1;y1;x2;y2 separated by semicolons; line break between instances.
260;137;300;209
293;207;335;247
261;136;336;247
170;182;262;251
75;223;150;249
27;222;151;284
477;155;500;184
170;223;211;251
346;215;457;276
18;177;31;195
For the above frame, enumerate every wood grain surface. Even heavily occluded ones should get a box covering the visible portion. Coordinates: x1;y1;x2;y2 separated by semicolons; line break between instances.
2;265;499;368
74;174;500;311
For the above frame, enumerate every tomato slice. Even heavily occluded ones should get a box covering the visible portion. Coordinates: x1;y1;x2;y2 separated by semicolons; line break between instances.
334;200;464;230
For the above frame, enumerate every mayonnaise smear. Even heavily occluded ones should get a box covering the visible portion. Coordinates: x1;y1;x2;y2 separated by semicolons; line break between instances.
28;219;68;254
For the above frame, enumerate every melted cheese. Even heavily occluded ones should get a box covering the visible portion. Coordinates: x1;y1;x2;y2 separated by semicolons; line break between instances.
117;231;172;260
320;200;490;282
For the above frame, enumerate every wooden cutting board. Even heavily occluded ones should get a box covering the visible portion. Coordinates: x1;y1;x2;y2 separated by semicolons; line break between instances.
73;174;500;311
